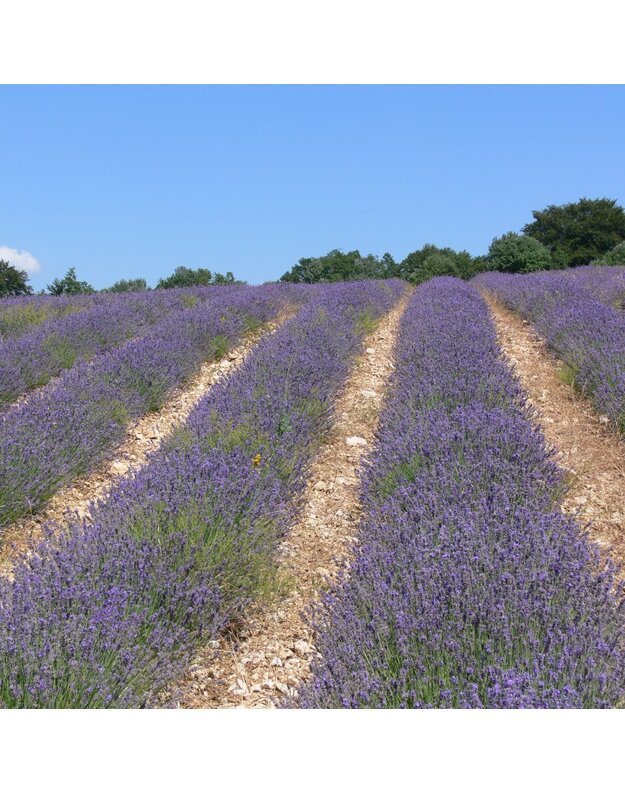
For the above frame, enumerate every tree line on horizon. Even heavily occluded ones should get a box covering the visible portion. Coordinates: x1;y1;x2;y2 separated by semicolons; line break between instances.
2;197;625;297
0;265;243;298
279;197;625;284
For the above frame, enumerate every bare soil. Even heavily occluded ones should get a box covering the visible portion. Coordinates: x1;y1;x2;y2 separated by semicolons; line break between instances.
165;291;411;708
484;294;625;567
0;314;291;578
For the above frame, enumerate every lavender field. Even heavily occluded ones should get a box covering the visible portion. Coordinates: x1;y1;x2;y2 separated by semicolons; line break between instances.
476;269;625;431
0;273;624;708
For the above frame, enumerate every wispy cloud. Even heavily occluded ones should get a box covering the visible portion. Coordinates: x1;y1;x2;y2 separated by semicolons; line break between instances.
0;246;42;274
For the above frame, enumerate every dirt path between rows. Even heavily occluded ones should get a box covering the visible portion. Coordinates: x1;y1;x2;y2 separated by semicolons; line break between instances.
483;293;625;567
165;291;411;708
0;314;292;579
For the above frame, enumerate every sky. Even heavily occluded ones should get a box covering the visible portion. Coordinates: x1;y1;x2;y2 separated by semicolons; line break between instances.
1;85;625;291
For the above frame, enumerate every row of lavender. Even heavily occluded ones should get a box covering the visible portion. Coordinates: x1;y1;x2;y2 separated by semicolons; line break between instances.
0;287;228;410
563;264;625;309
476;269;625;433
0;285;294;532
0;292;106;341
298;279;625;708
0;280;402;707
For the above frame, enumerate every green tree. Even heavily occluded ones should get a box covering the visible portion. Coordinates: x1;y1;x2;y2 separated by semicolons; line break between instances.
47;267;94;295
156;266;213;289
210;271;242;285
471;254;489;275
487;232;553;274
421;253;460;280
105;278;149;293
398;244;474;283
380;252;398;277
593;241;625;265
280;249;395;283
156;267;244;289
0;259;33;296
523;197;625;267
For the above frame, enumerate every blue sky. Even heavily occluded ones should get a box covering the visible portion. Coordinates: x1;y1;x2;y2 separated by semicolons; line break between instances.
1;85;625;290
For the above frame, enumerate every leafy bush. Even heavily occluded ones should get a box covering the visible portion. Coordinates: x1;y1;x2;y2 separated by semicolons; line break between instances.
593;241;625;266
105;278;149;293
398;244;475;283
487;232;553;274
280;249;396;283
156;267;243;289
420;253;460;279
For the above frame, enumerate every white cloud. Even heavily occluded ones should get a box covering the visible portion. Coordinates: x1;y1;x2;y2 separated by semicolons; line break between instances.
0;246;42;274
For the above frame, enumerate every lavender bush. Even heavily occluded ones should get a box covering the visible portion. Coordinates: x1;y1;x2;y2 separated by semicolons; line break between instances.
0;293;104;341
564;264;625;309
297;278;625;708
0;285;292;531
476;270;625;432
0;287;227;410
0;280;403;707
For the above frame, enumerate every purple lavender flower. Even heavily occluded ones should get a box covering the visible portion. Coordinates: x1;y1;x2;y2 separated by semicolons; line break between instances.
297;278;625;709
0;287;240;409
0;292;104;342
0;285;294;530
0;280;404;707
476;269;625;432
